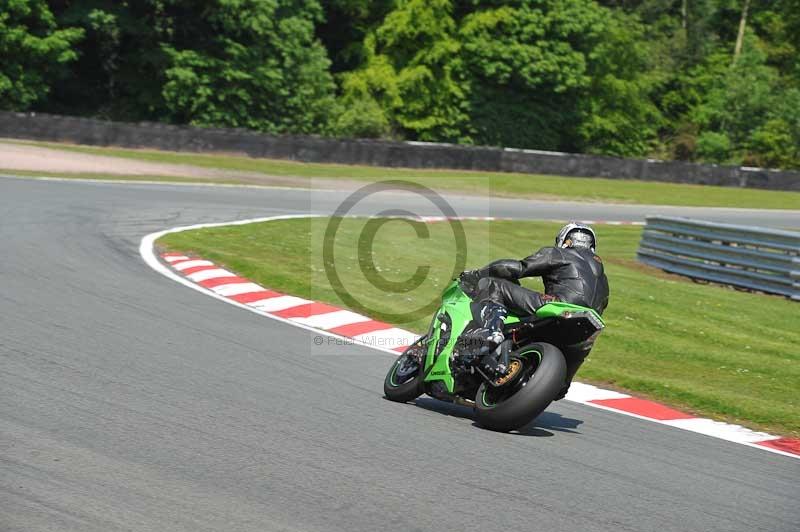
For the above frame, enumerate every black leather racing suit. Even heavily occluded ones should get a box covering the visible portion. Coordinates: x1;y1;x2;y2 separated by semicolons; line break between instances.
470;246;609;395
473;246;609;316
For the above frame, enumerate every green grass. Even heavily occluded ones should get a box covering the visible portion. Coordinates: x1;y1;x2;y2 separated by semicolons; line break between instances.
159;218;800;437
13;140;800;209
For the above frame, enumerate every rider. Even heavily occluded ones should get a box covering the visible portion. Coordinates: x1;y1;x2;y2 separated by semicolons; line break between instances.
459;222;609;399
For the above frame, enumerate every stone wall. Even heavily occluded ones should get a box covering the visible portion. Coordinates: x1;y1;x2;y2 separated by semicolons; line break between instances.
2;111;798;191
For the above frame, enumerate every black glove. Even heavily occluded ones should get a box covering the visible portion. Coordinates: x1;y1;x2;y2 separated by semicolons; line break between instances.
459;269;481;297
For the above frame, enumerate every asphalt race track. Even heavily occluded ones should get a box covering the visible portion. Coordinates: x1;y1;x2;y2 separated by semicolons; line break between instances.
1;176;798;532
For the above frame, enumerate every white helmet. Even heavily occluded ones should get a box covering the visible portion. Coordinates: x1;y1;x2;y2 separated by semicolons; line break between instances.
555;222;596;251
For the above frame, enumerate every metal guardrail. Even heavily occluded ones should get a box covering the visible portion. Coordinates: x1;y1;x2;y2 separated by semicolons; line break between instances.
637;216;800;300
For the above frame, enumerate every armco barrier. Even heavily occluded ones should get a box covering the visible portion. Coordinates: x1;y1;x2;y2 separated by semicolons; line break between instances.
1;111;800;191
637;216;800;299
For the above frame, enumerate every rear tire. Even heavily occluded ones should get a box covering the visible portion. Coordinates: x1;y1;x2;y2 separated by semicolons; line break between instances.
383;341;425;403
474;342;566;432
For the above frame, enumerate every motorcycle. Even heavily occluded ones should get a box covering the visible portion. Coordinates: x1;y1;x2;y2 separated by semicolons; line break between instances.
383;278;605;432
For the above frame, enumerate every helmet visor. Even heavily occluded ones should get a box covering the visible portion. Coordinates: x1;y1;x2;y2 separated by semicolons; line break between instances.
567;230;594;250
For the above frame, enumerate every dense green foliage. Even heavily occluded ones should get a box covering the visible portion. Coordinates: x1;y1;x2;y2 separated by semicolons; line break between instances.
3;1;800;168
0;1;82;108
38;0;336;133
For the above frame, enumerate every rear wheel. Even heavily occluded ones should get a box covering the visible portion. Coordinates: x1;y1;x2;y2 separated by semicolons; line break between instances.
474;342;566;432
383;340;426;403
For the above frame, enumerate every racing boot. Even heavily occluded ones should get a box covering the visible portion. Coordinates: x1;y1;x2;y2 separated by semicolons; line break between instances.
460;302;508;375
464;302;508;348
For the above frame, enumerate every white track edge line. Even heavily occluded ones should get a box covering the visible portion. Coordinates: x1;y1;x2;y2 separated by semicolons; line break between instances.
139;214;797;460
573;399;798;459
139;214;401;356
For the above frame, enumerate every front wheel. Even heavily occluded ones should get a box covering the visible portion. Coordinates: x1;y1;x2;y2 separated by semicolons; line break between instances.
383;340;426;403
474;342;566;432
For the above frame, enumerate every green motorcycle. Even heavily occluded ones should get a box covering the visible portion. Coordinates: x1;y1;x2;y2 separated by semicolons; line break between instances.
383;278;605;432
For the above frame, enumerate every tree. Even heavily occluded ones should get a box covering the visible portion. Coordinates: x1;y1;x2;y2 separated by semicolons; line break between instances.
732;0;750;62
689;34;782;164
161;0;337;134
317;0;394;74
339;0;469;142
0;0;83;110
575;6;662;156
49;1;179;119
46;0;338;133
748;88;800;168
459;2;592;149
341;0;661;154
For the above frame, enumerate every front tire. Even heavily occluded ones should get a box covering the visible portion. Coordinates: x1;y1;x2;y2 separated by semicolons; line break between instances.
383;341;426;403
474;342;566;432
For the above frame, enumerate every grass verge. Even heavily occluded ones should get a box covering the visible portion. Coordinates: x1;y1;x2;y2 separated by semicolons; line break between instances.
159;218;800;437
12;140;800;209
